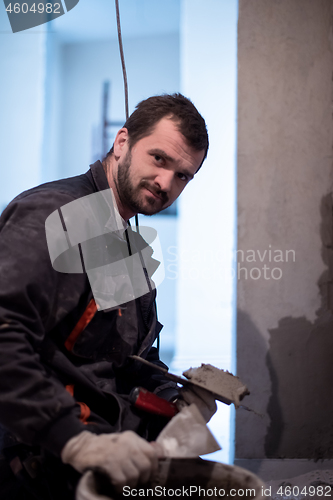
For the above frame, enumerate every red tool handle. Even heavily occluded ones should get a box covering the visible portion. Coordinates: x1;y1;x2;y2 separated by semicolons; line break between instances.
131;387;178;418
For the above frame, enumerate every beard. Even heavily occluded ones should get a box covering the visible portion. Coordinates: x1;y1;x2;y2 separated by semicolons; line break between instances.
115;149;169;216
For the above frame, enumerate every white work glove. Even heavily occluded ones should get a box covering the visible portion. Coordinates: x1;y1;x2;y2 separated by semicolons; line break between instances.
61;430;161;492
177;386;217;423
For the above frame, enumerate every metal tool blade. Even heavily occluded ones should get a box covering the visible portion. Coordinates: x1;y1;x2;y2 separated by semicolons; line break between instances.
130;355;233;405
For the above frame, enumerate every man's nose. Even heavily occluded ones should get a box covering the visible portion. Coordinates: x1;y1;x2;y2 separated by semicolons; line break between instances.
154;170;174;193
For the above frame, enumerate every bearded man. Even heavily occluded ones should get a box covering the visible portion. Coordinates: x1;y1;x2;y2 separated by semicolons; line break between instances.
0;93;216;500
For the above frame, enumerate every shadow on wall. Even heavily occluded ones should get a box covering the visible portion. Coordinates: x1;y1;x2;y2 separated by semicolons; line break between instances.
265;193;333;459
236;309;271;460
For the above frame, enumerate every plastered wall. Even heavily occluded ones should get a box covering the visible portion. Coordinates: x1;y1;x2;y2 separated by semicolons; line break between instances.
236;0;333;459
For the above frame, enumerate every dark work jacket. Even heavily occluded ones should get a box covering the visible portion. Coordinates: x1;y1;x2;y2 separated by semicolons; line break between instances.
0;161;177;458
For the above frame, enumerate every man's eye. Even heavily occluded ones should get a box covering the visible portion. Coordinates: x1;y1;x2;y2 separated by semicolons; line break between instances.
177;173;188;181
154;155;162;162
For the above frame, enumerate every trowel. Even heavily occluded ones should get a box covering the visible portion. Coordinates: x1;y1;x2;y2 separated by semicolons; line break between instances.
130;355;250;408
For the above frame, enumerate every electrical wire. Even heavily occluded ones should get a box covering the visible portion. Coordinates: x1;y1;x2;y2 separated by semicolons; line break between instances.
115;0;129;121
114;0;139;230
114;0;159;351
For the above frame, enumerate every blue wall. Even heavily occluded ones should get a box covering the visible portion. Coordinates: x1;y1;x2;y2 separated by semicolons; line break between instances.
0;3;180;202
0;7;46;207
58;34;180;178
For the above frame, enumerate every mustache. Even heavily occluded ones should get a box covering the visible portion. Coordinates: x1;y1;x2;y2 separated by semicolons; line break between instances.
140;180;169;204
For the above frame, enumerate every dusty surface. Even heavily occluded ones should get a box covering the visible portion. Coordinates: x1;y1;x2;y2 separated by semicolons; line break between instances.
183;364;249;408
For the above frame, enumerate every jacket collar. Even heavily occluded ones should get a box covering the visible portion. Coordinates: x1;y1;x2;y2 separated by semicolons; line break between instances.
89;160;110;192
89;160;127;233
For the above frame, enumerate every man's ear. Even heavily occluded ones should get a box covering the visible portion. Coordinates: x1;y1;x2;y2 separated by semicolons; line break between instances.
113;128;129;159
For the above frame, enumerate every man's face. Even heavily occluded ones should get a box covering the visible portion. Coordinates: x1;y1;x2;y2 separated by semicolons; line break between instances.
115;117;205;216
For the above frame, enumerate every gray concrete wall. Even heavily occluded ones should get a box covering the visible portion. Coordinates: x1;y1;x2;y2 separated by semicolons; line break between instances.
236;0;333;460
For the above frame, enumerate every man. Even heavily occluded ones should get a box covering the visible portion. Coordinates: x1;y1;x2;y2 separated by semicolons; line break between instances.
0;94;215;499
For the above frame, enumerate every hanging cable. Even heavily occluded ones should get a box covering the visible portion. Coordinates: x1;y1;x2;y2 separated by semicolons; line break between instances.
114;0;158;350
115;0;139;230
115;0;129;121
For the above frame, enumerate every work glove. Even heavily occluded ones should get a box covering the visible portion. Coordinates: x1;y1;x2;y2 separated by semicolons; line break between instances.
177;386;217;423
61;430;161;492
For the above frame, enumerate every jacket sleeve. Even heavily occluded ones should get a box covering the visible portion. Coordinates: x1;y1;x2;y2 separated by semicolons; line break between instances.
135;345;180;401
0;191;87;456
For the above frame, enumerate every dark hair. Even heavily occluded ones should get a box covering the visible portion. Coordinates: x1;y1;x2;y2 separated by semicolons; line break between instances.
105;93;208;170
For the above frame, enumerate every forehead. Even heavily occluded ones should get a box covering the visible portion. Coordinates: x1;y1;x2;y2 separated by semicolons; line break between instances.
132;117;205;172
